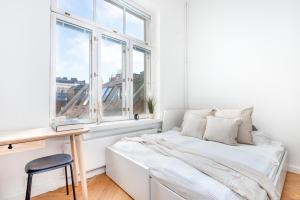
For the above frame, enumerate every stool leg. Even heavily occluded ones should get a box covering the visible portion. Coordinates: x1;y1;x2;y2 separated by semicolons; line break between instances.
69;164;76;200
65;166;69;195
25;174;33;200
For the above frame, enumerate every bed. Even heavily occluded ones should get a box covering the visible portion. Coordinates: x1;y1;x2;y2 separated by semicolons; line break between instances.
106;110;288;200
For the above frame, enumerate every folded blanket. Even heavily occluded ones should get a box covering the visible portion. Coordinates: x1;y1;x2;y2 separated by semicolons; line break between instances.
122;137;279;200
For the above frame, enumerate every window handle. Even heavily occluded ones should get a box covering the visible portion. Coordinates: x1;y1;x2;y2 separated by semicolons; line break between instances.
64;12;71;16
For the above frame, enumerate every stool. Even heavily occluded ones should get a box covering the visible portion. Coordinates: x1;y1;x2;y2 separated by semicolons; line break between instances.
24;154;76;200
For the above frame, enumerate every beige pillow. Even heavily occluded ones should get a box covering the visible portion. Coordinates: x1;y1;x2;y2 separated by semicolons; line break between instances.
182;112;207;139
215;107;254;144
203;116;241;145
181;109;214;127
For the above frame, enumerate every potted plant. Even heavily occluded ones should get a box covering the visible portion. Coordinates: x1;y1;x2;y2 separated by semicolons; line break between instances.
147;97;155;119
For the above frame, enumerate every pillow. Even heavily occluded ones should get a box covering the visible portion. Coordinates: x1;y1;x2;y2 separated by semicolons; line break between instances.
182;112;207;139
181;109;214;128
203;116;241;145
214;107;254;144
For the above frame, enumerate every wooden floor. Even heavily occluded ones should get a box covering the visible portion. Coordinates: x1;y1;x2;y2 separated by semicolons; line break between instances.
32;174;132;200
282;173;300;200
33;172;300;200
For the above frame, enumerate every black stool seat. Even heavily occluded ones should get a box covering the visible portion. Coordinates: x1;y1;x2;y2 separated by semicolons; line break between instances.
24;154;76;200
25;154;72;174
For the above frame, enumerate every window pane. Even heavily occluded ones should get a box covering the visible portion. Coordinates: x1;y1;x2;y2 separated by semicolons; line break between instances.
126;11;145;41
96;0;124;33
133;47;146;114
57;0;93;20
55;21;92;120
101;36;125;117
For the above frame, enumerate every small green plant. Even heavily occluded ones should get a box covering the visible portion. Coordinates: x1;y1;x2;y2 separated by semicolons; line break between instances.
146;97;155;114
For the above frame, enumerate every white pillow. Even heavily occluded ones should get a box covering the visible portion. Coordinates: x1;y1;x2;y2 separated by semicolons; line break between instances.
182;112;207;139
203;116;241;145
215;107;253;144
181;109;214;128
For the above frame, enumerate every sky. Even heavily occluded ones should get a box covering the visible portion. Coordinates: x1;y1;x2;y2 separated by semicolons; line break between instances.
56;0;146;87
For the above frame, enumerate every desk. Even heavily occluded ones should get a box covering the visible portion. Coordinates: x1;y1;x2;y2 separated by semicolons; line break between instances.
0;128;90;200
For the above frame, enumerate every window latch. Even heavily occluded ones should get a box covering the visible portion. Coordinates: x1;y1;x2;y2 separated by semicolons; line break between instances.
64;12;71;16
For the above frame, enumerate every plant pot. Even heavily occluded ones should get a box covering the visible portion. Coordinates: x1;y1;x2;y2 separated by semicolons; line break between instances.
149;113;155;119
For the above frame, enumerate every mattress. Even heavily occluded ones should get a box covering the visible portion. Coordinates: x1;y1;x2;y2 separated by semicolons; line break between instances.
111;130;285;200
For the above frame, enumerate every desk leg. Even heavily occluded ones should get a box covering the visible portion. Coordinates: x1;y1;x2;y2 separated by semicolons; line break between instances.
75;135;88;200
70;135;79;186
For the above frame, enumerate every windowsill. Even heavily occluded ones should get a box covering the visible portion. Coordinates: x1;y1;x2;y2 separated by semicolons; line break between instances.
83;118;162;140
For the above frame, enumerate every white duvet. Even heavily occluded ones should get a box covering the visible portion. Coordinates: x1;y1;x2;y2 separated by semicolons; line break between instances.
111;131;285;200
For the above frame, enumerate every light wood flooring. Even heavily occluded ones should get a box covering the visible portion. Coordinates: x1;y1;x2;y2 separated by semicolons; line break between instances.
33;172;300;200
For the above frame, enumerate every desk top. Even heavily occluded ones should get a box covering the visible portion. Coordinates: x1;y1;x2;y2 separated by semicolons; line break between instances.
0;128;90;146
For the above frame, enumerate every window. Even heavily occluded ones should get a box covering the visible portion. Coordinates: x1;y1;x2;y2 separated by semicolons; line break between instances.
132;46;148;114
51;0;151;123
96;0;124;33
55;21;93;121
126;11;145;41
53;0;150;42
101;36;127;118
57;0;93;20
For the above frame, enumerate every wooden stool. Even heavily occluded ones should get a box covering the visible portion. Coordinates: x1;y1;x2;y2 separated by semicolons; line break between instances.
24;154;76;200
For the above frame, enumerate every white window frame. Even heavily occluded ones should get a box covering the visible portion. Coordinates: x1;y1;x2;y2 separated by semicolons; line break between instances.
50;0;152;124
51;0;151;44
98;33;130;122
129;42;151;119
50;13;99;123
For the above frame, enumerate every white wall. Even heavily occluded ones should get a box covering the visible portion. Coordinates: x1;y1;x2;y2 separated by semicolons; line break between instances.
0;0;186;199
188;0;300;171
0;0;50;131
131;0;186;114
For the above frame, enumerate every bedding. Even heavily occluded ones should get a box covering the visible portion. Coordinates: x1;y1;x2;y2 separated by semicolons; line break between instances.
111;131;284;200
123;136;278;200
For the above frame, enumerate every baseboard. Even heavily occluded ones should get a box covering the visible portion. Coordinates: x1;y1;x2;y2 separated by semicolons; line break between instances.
3;167;105;200
288;164;300;174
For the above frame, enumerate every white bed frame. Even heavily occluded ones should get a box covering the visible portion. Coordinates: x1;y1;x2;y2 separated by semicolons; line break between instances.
106;110;288;200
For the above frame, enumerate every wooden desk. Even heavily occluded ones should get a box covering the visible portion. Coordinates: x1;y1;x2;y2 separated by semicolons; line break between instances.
0;128;90;200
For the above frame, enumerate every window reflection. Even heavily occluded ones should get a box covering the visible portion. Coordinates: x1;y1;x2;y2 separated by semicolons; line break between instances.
55;21;92;120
